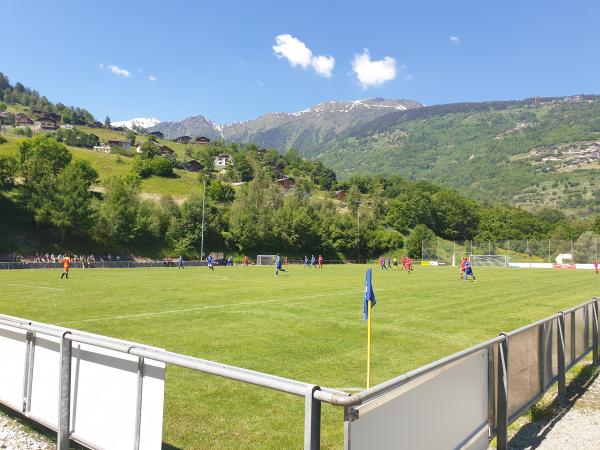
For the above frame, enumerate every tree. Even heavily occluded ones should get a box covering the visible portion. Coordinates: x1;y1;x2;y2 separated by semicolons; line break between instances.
0;102;6;111
405;224;436;259
0;155;16;187
104;116;111;127
386;191;435;234
573;231;600;263
17;136;72;224
50;160;98;239
95;176;143;245
432;191;479;240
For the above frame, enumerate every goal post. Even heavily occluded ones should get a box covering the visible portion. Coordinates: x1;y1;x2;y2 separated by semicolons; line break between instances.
469;254;509;267
256;255;276;266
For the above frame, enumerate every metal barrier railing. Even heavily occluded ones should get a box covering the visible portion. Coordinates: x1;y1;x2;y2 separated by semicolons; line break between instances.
0;298;598;449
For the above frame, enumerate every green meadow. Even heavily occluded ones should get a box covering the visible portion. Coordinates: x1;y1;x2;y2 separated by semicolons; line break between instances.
0;264;598;449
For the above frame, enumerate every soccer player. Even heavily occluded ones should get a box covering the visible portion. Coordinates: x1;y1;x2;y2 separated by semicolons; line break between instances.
379;256;385;271
392;257;398;269
275;254;287;276
594;258;599;275
178;255;184;269
464;257;476;282
318;254;324;269
206;254;214;271
60;254;71;279
386;256;391;270
304;255;309;268
406;257;413;274
460;256;467;280
243;255;249;267
284;256;289;265
310;255;316;268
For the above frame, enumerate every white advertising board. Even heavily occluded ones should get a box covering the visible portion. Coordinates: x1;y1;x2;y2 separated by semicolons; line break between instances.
346;349;489;450
0;326;165;450
0;325;27;410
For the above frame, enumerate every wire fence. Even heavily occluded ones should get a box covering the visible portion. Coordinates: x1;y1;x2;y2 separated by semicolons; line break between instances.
421;238;600;264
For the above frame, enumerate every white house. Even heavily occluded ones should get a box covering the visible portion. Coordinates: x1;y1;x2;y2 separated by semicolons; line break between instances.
93;145;112;154
214;154;233;172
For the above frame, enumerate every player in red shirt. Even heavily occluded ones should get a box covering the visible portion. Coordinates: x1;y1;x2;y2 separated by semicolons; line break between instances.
242;255;249;267
460;256;467;280
318;255;323;269
379;256;385;271
594;258;599;275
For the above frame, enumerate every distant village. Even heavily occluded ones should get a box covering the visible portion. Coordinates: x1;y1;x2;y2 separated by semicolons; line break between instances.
529;140;600;172
0;109;299;191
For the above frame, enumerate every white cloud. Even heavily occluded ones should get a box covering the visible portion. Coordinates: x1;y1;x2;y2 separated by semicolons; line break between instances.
273;34;335;77
352;49;397;89
148;74;157;82
109;65;130;77
450;35;460;44
99;63;131;77
311;55;335;78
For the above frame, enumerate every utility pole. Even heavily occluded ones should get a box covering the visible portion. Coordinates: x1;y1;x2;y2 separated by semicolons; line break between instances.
200;175;207;261
357;203;361;263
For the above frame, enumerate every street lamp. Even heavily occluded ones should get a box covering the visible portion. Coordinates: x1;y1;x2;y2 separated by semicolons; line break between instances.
200;174;207;261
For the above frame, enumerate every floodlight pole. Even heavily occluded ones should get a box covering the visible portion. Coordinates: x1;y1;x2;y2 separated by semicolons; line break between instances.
200;175;206;261
357;204;360;263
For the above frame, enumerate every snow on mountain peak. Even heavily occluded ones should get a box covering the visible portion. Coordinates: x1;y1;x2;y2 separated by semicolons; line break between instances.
111;117;161;129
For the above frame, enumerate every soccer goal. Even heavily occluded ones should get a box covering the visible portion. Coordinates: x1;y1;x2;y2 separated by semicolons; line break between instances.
469;254;509;267
256;255;277;266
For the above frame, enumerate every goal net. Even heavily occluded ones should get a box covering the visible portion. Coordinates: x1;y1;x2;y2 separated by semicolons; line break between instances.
256;255;276;266
469;254;509;267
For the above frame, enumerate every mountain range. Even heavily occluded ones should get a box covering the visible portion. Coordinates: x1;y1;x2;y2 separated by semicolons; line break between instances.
111;117;161;129
148;98;422;151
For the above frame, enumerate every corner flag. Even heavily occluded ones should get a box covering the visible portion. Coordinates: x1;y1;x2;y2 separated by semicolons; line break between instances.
363;269;376;321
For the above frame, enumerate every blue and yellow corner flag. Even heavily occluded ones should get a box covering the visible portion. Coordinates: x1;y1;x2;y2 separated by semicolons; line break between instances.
363;268;376;321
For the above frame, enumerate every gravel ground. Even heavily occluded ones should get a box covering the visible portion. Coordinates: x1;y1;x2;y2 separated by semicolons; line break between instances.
507;365;600;450
0;412;54;450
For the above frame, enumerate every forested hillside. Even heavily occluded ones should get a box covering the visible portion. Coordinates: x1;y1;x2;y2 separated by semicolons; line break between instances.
316;97;600;216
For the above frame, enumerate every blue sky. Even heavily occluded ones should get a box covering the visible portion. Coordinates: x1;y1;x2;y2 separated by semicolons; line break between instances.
2;0;599;124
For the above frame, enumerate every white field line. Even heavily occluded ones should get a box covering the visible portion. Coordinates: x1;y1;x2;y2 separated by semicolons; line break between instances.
59;289;384;325
2;283;65;291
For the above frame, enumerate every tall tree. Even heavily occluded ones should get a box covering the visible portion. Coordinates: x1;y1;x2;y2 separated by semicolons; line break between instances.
104;116;111;127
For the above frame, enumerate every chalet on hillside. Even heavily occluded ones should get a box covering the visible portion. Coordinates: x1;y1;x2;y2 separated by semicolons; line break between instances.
0;112;15;125
33;110;61;122
276;176;296;191
175;136;192;144
149;131;165;139
107;140;131;151
89;121;103;128
187;160;203;172
335;190;347;202
214;154;233;171
195;136;210;145
159;145;175;157
112;126;125;132
59;124;74;130
16;115;33;126
34;117;58;131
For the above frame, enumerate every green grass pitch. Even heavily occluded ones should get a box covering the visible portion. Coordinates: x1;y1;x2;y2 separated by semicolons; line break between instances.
0;264;598;449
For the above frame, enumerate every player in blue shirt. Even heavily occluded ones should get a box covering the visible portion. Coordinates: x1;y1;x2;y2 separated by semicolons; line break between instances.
464;257;476;282
304;255;309;268
275;254;287;276
178;255;184;269
310;255;316;268
206;255;214;271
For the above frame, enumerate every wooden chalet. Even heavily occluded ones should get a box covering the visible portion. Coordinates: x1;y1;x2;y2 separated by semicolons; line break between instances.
195;136;210;145
175;136;192;144
16;115;33;126
0;112;15;125
149;131;165;139
276;176;296;191
107;140;131;151
34;117;58;131
159;145;175;157
187;160;203;172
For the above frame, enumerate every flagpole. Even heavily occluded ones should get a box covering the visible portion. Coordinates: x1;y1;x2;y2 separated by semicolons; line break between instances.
367;299;372;388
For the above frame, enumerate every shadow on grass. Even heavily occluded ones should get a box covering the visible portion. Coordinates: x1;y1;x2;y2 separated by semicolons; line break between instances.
508;362;599;449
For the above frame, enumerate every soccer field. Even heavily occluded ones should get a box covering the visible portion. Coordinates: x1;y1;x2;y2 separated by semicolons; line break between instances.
0;264;598;449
